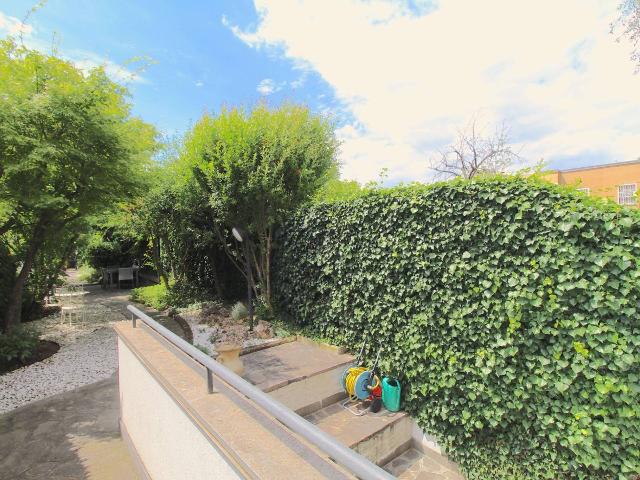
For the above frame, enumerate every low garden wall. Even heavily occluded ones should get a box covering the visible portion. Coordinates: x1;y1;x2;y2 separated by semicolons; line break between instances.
273;177;640;479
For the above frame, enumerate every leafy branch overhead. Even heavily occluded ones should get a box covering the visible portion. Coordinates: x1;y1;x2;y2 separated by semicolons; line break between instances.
0;39;158;332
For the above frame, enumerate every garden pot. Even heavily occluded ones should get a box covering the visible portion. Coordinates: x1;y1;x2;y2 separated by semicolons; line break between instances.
215;343;244;376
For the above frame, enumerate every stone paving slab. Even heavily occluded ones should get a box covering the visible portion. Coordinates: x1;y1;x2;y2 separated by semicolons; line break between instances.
0;375;138;480
241;340;353;392
383;447;463;479
269;365;347;416
305;401;408;448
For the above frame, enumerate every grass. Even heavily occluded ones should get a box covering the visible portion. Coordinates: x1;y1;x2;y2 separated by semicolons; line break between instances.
130;283;169;310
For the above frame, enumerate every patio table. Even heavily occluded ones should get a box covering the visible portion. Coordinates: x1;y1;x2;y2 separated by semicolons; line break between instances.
103;266;140;288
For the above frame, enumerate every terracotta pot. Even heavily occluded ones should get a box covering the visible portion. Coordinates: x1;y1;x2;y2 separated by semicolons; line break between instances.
215;343;244;376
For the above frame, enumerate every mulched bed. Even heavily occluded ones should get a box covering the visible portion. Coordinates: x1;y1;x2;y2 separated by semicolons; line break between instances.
22;305;61;324
0;340;60;375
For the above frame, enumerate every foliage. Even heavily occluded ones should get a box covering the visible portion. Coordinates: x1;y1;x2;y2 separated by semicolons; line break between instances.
612;0;640;71
166;281;216;309
191;103;339;305
231;301;249;322
130;283;169;311
77;264;100;284
130;280;214;311
0;39;158;331
273;176;640;479
0;324;40;368
313;165;365;203
78;215;146;269
255;297;275;321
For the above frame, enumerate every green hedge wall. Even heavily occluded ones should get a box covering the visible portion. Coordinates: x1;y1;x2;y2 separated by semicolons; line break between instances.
273;177;640;479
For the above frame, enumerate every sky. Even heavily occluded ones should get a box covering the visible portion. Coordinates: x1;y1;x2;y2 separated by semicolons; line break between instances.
1;0;638;184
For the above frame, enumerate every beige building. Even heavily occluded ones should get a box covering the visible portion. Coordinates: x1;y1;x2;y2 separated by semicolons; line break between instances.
543;159;640;207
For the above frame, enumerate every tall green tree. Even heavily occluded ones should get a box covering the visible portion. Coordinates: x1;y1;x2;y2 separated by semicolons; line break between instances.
190;103;338;306
313;165;365;203
0;39;157;332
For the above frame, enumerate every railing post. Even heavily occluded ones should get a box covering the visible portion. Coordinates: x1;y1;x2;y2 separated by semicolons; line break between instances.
206;367;214;394
131;313;136;328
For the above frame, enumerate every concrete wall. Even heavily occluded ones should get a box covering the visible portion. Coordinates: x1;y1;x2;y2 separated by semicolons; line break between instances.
118;338;242;480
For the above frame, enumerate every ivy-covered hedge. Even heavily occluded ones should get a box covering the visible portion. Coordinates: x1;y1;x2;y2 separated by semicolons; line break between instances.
273;177;640;479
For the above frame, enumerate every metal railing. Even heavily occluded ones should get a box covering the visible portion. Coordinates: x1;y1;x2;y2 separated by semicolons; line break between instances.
126;304;395;480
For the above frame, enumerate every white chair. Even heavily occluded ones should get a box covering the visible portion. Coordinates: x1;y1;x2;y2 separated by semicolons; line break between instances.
118;267;134;289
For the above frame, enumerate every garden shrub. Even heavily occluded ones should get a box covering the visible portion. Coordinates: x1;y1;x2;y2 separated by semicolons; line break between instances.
130;283;170;310
77;264;100;283
273;176;640;479
0;324;40;369
131;281;213;311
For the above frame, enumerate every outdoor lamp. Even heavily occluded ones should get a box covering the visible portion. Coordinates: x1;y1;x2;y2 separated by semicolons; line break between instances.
232;227;243;243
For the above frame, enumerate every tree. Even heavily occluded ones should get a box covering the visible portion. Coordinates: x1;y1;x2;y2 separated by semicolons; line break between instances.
190;103;338;307
613;0;640;70
0;39;157;332
431;117;521;180
313;165;364;203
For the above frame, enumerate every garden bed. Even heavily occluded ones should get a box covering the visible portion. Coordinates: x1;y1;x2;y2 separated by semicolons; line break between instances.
177;301;278;356
0;340;60;375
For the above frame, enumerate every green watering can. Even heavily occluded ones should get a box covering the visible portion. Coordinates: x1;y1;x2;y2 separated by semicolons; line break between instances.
382;377;401;412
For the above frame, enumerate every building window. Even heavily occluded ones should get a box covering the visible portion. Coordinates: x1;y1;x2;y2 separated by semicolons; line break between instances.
618;184;637;205
577;187;590;195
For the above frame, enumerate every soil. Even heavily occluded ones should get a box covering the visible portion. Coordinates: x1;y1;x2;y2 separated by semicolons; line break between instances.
0;340;60;375
179;301;274;353
22;305;61;323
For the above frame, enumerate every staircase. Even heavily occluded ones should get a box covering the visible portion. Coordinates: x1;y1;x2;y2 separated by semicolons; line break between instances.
241;339;462;479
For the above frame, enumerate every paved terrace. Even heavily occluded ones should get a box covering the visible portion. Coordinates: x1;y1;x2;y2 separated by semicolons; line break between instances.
1;274;461;479
0;376;137;480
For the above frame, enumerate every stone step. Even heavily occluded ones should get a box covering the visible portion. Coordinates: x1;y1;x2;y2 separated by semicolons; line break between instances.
241;340;353;393
383;448;463;479
304;402;413;466
269;364;348;416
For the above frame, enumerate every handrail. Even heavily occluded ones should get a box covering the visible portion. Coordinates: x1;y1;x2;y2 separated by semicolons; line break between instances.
126;304;395;480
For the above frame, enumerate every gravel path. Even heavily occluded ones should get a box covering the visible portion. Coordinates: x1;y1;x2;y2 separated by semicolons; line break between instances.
0;284;129;414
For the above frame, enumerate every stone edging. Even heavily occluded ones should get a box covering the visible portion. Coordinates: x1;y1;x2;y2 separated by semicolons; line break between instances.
172;314;194;344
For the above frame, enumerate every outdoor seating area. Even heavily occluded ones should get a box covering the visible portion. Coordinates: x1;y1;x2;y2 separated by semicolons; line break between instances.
100;265;140;289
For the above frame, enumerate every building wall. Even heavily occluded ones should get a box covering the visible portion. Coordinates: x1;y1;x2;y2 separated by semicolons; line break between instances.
543;162;640;206
118;338;242;480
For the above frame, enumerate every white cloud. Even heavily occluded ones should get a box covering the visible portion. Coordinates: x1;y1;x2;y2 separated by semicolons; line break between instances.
257;78;276;94
227;0;640;183
72;52;149;84
257;78;279;95
195;81;204;87
0;11;32;37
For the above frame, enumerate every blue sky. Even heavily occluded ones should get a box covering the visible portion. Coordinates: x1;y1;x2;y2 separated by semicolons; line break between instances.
1;1;639;183
0;1;341;134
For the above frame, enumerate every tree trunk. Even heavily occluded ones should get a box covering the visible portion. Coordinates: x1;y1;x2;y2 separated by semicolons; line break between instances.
151;237;169;289
2;233;42;333
264;227;272;306
209;251;225;299
44;236;78;301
